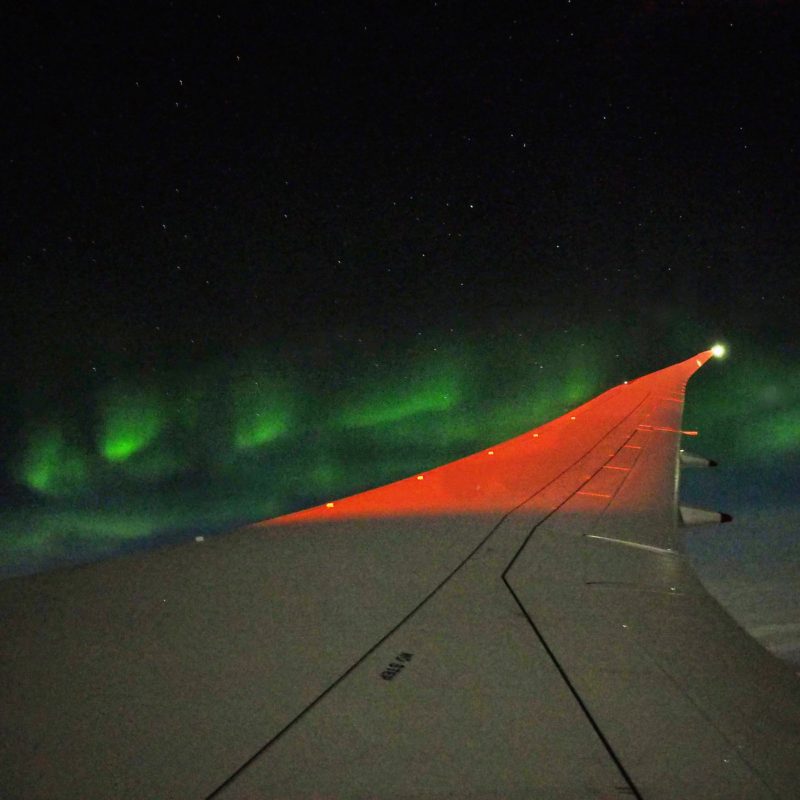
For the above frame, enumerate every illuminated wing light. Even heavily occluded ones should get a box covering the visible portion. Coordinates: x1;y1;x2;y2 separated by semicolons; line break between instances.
711;343;726;358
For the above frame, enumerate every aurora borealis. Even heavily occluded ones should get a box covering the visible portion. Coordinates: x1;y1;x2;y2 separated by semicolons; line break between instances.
2;4;799;659
3;332;604;570
3;329;798;577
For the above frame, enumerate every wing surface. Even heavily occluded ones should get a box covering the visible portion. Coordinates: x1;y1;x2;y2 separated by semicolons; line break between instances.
1;351;799;799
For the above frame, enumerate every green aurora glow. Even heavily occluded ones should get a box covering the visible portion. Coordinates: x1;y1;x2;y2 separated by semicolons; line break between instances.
4;334;799;576
99;386;166;462
15;425;89;497
337;356;465;429
232;374;293;449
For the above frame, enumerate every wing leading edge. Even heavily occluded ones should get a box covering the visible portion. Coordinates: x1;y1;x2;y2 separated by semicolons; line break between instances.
1;351;799;799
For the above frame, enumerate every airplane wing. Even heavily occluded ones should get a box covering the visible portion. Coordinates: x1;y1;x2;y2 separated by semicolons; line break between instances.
2;350;799;799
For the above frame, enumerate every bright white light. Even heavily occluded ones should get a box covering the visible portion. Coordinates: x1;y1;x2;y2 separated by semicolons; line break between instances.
711;343;726;358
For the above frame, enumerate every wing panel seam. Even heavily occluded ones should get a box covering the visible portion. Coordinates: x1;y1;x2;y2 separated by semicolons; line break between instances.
205;391;654;799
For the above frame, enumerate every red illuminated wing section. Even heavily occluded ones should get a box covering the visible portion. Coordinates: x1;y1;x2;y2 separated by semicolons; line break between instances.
3;350;800;800
267;351;710;524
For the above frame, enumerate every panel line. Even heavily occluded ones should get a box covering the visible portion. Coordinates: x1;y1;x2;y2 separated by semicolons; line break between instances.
204;390;652;798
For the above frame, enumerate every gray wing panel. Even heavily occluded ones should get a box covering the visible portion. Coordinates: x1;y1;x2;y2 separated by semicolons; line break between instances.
0;516;503;799
506;392;800;799
209;404;655;799
212;531;631;800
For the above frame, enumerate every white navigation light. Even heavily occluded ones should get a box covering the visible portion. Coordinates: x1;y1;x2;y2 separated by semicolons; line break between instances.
711;343;726;358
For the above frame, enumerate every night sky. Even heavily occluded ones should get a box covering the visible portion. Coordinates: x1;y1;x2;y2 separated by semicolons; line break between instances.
3;4;799;660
